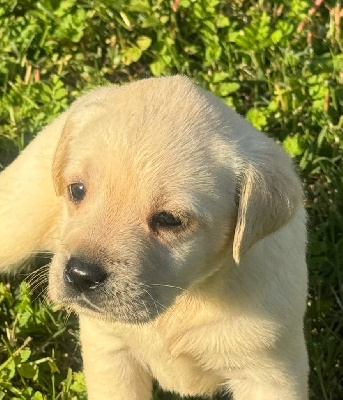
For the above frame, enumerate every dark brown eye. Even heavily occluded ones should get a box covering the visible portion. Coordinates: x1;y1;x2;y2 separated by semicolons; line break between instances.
150;211;182;231
69;182;86;202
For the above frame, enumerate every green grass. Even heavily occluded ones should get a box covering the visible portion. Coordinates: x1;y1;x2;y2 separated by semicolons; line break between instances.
0;0;342;398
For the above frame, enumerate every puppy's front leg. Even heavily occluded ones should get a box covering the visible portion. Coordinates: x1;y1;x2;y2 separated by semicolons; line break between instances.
80;317;153;400
230;381;307;400
229;365;308;400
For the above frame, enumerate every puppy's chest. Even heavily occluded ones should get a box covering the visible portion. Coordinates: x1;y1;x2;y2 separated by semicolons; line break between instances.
126;327;224;396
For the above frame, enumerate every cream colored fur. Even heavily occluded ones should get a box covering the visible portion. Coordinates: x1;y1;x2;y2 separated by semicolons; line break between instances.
0;76;308;399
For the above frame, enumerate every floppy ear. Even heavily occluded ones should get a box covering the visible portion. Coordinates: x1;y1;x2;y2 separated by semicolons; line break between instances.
232;154;303;265
0;113;68;271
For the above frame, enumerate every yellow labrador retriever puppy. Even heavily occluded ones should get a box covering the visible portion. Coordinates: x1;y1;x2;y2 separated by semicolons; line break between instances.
0;76;308;399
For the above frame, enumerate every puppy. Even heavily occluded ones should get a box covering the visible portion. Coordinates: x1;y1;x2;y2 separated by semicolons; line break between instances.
0;76;308;399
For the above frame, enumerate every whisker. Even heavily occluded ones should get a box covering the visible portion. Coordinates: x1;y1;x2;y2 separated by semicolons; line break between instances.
29;279;49;295
21;265;50;281
141;288;158;317
42;293;53;309
26;268;49;282
32;286;49;303
29;279;48;294
140;285;168;314
80;294;104;314
144;289;167;313
141;283;183;324
25;265;50;296
63;308;73;326
150;283;186;292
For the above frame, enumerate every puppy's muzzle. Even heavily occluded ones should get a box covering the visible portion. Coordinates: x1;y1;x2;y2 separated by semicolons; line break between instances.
64;257;108;292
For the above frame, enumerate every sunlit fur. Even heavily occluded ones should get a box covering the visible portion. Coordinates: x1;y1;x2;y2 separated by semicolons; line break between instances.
0;76;308;399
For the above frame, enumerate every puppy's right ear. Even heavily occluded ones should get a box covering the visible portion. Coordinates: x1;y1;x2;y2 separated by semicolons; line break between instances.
52;116;74;196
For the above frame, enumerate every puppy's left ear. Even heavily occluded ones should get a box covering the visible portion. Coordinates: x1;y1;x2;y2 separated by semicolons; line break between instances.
233;147;303;264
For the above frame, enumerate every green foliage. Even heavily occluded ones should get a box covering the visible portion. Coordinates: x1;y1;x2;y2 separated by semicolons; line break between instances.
0;0;342;399
0;280;84;399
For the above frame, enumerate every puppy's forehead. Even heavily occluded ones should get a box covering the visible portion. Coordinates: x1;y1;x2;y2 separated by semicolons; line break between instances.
73;78;218;143
66;77;230;187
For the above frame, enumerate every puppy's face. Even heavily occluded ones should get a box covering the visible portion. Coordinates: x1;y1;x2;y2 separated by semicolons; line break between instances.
48;77;302;323
49;79;237;323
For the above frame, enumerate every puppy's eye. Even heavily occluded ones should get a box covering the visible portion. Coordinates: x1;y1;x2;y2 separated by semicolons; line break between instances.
68;182;86;202
150;211;182;230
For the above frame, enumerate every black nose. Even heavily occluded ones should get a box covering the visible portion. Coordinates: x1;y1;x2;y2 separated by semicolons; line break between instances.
64;257;108;292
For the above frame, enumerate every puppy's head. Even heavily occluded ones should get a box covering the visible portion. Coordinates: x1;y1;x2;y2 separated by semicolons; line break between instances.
49;76;302;323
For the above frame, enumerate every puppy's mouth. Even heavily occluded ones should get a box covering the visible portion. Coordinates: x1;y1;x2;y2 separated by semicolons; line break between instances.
60;289;161;324
50;256;163;323
77;294;105;314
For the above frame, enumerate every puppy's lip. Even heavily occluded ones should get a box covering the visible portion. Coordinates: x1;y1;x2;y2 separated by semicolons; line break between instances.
61;298;155;324
59;293;105;315
59;292;160;324
78;294;105;313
